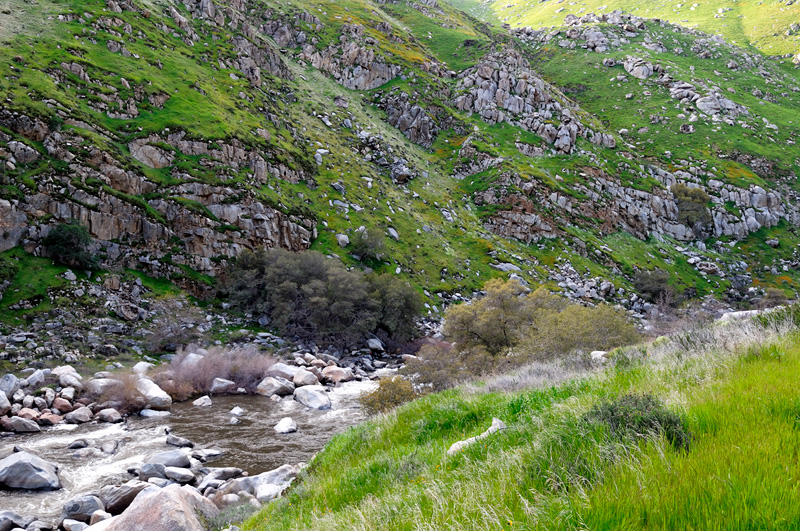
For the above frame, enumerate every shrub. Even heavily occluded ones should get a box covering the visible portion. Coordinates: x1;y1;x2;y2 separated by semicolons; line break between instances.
673;183;712;236
143;299;202;353
523;303;640;361
443;279;639;360
93;372;148;415
759;288;788;309
43;220;98;269
0;254;19;283
153;344;276;399
222;249;421;345
443;279;537;356
359;376;419;415
584;393;691;451
634;268;676;304
350;229;385;262
402;341;525;391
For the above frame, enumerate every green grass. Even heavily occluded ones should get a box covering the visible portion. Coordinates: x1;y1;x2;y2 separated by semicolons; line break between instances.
241;316;800;531
467;0;800;56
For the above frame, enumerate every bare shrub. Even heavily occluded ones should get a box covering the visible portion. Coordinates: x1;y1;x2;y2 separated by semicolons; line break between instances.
153;344;277;399
402;341;527;391
359;376;419;415
92;372;147;415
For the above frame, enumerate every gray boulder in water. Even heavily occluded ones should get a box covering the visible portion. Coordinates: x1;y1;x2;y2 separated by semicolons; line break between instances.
0;451;61;490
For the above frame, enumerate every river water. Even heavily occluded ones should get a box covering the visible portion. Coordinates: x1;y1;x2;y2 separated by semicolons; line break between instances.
0;380;376;521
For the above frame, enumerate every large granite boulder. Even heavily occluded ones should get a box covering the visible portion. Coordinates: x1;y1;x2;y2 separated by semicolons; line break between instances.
101;484;218;531
0;451;61;490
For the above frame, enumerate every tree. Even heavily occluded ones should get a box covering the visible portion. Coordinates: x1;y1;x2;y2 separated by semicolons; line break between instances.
672;183;712;237
443;278;533;355
43;220;97;269
350;229;385;262
222;248;420;346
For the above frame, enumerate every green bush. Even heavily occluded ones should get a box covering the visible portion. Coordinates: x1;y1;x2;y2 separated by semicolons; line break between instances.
43;220;98;269
634;268;676;304
222;249;421;346
584;393;691;451
0;254;19;283
443;279;639;359
673;183;712;236
359;376;419;415
350;229;385;263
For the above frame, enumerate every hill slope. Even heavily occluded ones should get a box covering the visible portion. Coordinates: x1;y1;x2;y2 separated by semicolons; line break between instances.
0;0;798;318
466;0;800;56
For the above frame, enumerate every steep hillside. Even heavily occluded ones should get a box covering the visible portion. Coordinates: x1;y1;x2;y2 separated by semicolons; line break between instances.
0;0;798;320
468;0;800;57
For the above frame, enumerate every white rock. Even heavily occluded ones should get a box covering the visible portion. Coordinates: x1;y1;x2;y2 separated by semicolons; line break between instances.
192;396;212;407
273;417;297;434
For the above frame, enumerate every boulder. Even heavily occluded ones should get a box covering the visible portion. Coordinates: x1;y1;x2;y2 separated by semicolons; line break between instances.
62;519;89;531
192;395;212;407
366;338;384;351
623;56;654;79
59;373;84;392
138;463;167;482
274;417;297;434
4;416;41;432
321;366;354;384
216;464;299;503
95;409;123;423
293;385;331;410
0;391;10;415
255;376;294;397
25;369;46;389
0;510;31;531
62;495;104;524
0;374;20;397
292;369;319;387
90;511;112;526
65;406;94;424
99;480;150;515
52;397;73;413
134;378;172;410
100;484;218;531
0;451;61;490
166;433;194;448
266;363;300;381
145;450;190;468
164;466;195;484
209;378;236;394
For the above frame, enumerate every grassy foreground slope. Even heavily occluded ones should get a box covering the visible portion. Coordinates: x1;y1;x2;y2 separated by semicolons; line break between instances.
242;313;800;530
465;0;800;56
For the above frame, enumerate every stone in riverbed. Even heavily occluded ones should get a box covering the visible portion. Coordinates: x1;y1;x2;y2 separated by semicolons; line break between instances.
0;390;10;415
139;463;167;481
292;369;318;387
52;397;73;413
99;484;218;531
134;378;172;410
62;519;89;531
95;408;122;423
99;480;150;515
0;451;61;490
145;450;191;468
321;366;355;384
2;416;41;432
61;494;105;523
90;510;112;525
0;510;32;531
65;406;94;424
255;376;294;397
164;466;195;484
293;385;331;410
265;363;299;381
274;417;297;434
166;433;194;448
192;395;212;407
209;378;236;394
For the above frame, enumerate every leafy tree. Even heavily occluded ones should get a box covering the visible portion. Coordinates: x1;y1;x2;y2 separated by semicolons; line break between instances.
672;183;712;236
443;279;639;360
223;248;420;345
634;268;675;304
444;278;534;356
43;220;98;269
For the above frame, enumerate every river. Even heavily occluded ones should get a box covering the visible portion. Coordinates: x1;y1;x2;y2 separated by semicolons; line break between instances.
0;380;376;522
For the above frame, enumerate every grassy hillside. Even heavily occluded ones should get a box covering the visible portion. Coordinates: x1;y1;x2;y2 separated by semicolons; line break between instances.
240;312;800;530
465;0;800;56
